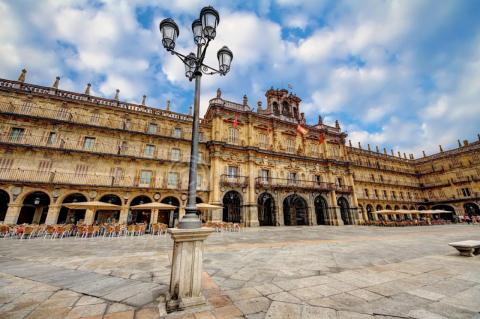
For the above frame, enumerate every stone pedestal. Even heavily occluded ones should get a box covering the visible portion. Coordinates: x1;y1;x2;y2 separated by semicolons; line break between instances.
166;227;214;313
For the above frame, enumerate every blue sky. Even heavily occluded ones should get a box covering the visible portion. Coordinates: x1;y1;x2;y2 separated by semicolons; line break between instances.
1;0;480;156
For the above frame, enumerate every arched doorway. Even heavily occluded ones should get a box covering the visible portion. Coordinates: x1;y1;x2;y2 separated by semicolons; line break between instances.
0;189;9;222
401;205;408;210
464;203;480;217
366;204;374;221
314;195;328;225
258;192;275;226
386;205;392;210
283;194;308;226
338;197;352;225
96;194;121;223
58;193;88;224
394;205;400;210
129;195;152;224
18;191;50;224
431;204;455;220
418;205;426;210
223;191;242;223
161;196;180;227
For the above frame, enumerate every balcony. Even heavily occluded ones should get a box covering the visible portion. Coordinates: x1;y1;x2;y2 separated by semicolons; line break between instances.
353;177;420;188
220;175;248;188
335;185;353;193
0;168;209;191
255;177;336;192
0;133;209;165
0;101;195;141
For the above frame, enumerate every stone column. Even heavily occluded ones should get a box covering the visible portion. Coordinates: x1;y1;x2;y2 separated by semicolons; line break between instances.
119;206;129;224
45;205;61;225
151;209;159;224
166;228;214;312
329;190;343;226
307;195;315;225
84;208;95;225
245;154;259;227
4;204;22;224
211;208;222;222
32;207;43;224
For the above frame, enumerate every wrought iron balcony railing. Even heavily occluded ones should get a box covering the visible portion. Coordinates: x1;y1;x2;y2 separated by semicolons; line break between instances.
255;177;337;192
220;175;249;188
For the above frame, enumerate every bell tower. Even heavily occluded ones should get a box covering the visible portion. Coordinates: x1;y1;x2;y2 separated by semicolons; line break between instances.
259;88;302;122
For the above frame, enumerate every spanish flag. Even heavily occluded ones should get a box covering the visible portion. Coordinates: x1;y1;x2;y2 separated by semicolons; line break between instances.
319;133;325;144
233;113;239;128
296;124;308;135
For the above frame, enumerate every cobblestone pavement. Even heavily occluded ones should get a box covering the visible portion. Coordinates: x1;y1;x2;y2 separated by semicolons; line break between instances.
0;225;479;318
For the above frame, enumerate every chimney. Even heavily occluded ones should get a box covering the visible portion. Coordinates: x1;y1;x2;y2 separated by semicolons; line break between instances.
257;101;262;112
349;140;352;147
141;95;146;106
463;140;469;146
84;83;91;95
403;152;407;159
243;94;248;106
52;76;60;89
166;100;171;111
458;139;462;147
398;151;401;157
422;150;426;157
335;120;340;129
383;148;387;155
18;69;27;82
358;142;362;149
439;145;443;152
114;89;120;101
368;144;371;151
318;115;323;125
189;106;193;116
391;149;394;156
216;88;222;98
376;145;379;153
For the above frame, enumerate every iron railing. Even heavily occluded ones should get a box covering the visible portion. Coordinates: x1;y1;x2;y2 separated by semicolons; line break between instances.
220;175;249;188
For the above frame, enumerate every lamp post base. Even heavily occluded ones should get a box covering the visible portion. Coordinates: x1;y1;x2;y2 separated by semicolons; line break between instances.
178;208;202;229
166;227;214;313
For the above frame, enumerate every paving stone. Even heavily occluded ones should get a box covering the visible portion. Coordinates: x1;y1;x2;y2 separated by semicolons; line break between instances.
75;295;105;306
336;311;373;319
207;295;231;308
264;301;302;319
253;283;283;296
267;291;303;304
106;303;135;314
26;306;72;319
347;289;383;302
224;287;262;302
290;284;341;301
213;305;243;319
66;303;107;319
234;296;271;315
407;288;445;301
134;307;160;319
104;310;135;319
193;310;217;319
406;309;448;319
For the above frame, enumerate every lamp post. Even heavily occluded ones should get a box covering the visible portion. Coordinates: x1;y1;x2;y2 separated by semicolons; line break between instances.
159;6;233;229
159;7;233;312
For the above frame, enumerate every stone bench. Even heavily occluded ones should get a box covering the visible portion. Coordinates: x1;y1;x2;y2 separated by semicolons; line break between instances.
449;240;480;257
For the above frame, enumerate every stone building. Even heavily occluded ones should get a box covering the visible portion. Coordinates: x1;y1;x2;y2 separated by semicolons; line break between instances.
0;73;479;226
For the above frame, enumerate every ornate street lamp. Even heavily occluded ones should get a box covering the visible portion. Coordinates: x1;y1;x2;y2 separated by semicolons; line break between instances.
159;6;233;229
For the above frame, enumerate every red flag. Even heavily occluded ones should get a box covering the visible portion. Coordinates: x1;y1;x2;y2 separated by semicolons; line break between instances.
296;124;308;135
319;133;325;144
233;113;239;128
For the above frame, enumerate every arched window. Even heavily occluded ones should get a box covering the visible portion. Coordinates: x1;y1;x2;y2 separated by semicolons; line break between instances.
273;102;279;115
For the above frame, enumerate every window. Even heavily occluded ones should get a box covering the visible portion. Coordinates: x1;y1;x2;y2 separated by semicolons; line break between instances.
47;132;56;145
227;166;238;178
315;175;322;184
0;158;13;171
374;189;379;198
228;127;238;144
171;148;181;161
259;133;268;147
91;112;100;124
197;174;203;190
113;167;124;185
260;169;270;182
407;192;411;199
22;101;33;113
9;127;25;142
391;191;396;199
75;164;88;176
172;127;182;138
288;172;298;184
144;144;155;157
400;192;404;199
38;160;52;173
168;172;179;188
336;177;343;187
140;170;152;185
383;190;388;199
148;123;158;134
370;174;375;181
58;107;69;119
83;137;96;150
364;189;369;198
286;138;295;153
123;119;131;130
462;188;471;197
198;151;204;163
119;141;128;154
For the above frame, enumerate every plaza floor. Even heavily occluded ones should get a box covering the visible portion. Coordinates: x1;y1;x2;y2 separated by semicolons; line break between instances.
0;225;479;319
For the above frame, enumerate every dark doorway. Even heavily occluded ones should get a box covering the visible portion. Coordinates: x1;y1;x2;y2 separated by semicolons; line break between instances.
96;194;121;223
432;204;455;221
258;192;275;226
58;193;88;224
0;189;9;222
464;203;480;217
129;195;152;224
18;191;50;224
223;191;242;223
283;194;308;226
314;195;328;225
366;204;374;221
161;196;180;227
338;197;352;225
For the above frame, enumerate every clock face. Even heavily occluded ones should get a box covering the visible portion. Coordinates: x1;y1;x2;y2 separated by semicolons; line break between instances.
89;191;97;199
11;186;22;196
153;193;161;200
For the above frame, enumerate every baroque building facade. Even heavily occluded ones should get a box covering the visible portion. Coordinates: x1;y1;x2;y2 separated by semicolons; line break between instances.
0;73;479;227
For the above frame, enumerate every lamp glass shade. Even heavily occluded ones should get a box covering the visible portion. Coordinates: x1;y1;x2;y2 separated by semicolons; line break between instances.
192;19;203;44
217;46;233;74
159;18;179;50
185;53;197;79
200;6;219;40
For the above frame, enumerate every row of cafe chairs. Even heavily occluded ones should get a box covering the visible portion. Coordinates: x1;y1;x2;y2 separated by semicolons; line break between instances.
363;219;451;227
0;223;170;239
204;222;243;232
